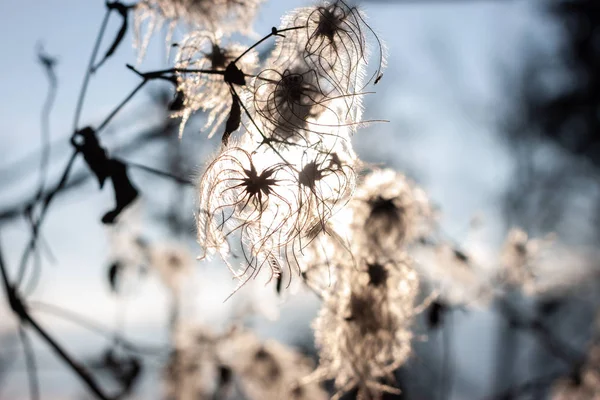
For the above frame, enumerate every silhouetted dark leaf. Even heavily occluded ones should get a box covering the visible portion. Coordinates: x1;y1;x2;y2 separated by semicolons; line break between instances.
91;348;143;396
538;298;562;316
224;62;246;86
427;301;448;330
218;364;232;386
92;2;130;72
222;95;241;146
168;90;185;111
108;261;122;293
102;160;139;224
37;44;58;75
275;273;283;295
453;248;469;263
71;127;110;188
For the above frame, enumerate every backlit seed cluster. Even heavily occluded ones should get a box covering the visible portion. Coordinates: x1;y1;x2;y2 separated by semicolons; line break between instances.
141;1;431;398
194;1;385;288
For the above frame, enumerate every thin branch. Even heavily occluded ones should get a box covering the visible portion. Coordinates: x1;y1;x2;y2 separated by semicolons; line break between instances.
29;301;168;357
122;159;194;186
35;45;58;202
440;311;454;400
16;151;78;288
233;26;303;64
126;64;225;80
489;370;564;400
73;8;112;132
97;80;148;133
497;299;583;365
18;325;40;400
0;234;115;400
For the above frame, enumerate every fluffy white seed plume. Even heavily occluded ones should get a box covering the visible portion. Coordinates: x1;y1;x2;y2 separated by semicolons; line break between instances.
196;137;359;288
311;258;419;400
174;32;257;138
413;243;494;307
196;145;300;283
248;0;389;148
498;230;600;297
279;1;387;96
348;169;434;256
294;147;357;237
252;64;353;144
134;0;264;60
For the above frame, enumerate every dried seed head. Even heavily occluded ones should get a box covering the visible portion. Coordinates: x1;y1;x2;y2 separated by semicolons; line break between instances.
293;149;356;245
134;0;264;60
312;258;418;399
279;1;387;95
196;145;300;284
174;32;257;138
163;326;221;400
252;65;354;145
220;329;328;400
499;228;540;289
348;169;433;258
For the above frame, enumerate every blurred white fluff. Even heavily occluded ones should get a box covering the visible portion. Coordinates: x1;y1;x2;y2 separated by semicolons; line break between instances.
411;241;495;307
495;228;600;297
148;242;195;294
551;340;600;400
349;169;434;256
220;329;328;400
164;325;327;400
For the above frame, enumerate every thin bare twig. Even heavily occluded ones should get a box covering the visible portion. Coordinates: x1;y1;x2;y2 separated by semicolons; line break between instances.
18;325;40;400
0;234;115;400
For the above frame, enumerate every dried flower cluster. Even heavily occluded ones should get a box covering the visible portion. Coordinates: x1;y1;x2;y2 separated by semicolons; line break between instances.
173;33;258;137
177;1;430;396
193;0;385;289
131;2;429;397
300;169;432;399
164;326;327;400
133;2;594;398
311;258;419;399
